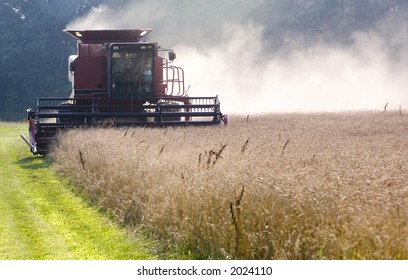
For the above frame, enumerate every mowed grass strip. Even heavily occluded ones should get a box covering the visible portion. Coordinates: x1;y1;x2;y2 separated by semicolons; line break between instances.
0;122;156;260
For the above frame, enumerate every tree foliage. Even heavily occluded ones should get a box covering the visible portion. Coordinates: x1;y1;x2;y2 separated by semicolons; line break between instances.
256;0;408;49
0;0;101;121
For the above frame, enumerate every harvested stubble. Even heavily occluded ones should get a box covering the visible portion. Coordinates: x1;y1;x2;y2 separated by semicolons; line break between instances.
51;112;408;259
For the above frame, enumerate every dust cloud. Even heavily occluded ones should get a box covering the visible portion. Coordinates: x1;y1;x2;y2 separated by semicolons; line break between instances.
67;0;408;114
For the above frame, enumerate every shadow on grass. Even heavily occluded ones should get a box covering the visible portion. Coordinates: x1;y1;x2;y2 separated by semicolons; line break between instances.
15;156;51;170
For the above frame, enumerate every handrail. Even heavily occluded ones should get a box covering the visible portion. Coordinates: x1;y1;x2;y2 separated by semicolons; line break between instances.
156;61;185;96
34;96;222;126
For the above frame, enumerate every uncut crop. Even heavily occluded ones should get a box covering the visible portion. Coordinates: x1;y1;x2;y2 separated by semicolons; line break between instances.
50;112;408;259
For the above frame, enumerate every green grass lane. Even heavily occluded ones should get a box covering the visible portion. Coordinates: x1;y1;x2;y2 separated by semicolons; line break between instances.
0;122;157;260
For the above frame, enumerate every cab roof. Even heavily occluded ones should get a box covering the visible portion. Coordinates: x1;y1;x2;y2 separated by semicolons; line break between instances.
64;29;154;43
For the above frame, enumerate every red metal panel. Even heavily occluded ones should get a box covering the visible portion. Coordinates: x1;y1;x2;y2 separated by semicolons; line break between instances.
78;44;90;57
74;56;106;90
78;43;105;57
75;43;107;92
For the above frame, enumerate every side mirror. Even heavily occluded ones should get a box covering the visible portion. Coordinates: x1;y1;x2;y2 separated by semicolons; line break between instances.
169;51;176;61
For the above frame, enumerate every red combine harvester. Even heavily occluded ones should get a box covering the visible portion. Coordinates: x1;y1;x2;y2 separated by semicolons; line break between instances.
21;29;226;155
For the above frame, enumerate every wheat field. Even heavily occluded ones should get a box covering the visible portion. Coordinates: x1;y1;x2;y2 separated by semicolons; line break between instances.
50;112;408;259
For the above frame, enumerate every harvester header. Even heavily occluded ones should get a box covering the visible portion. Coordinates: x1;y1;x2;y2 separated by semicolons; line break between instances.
22;28;226;155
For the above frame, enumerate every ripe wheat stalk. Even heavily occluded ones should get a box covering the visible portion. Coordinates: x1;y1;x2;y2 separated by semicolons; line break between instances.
50;112;408;259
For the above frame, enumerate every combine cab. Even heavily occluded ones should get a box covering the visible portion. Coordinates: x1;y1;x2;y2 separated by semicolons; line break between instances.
21;29;226;155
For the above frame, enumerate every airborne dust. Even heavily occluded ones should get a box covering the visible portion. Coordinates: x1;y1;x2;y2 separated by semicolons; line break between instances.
68;0;408;114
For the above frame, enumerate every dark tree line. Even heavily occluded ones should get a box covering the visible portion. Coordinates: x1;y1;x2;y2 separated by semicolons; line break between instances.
256;0;408;49
0;0;101;121
1;0;407;121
